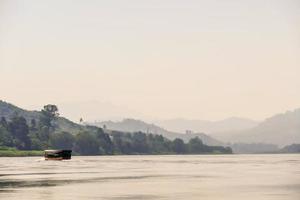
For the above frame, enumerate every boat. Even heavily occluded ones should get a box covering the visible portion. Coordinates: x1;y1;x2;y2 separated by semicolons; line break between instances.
44;150;72;160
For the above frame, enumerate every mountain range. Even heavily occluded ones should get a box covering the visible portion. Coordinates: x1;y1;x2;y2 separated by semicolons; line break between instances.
1;100;299;150
89;119;222;146
155;117;259;135
0;100;222;146
219;109;300;146
91;109;300;147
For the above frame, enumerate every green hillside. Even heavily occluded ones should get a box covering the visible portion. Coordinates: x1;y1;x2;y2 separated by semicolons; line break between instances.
0;100;40;122
0;100;96;134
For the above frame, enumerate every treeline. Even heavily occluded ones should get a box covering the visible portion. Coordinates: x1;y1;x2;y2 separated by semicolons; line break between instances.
111;131;232;155
0;105;232;155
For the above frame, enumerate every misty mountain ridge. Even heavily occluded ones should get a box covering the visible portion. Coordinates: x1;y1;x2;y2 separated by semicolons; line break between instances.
2;100;299;148
221;108;300;146
89;118;223;146
0;100;222;146
90;107;300;148
156;108;300;147
155;117;259;134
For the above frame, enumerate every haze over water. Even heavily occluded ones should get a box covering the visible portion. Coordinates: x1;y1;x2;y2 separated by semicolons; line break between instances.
0;155;299;200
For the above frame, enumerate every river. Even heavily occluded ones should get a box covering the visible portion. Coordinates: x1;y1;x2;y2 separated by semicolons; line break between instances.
0;154;299;200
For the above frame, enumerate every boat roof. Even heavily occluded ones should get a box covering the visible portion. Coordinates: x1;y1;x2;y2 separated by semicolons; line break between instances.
44;150;72;152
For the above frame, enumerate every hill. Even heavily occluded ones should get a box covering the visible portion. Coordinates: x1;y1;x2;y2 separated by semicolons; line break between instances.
280;144;300;153
0;100;40;122
89;118;223;146
217;109;300;146
0;100;92;134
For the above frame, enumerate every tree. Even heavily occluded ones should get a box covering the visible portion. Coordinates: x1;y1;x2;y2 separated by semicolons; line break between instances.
8;116;31;150
40;104;59;128
0;117;11;147
132;132;149;153
0;117;8;128
172;138;186;154
28;134;44;150
0;125;13;147
28;118;43;150
188;137;205;154
74;132;100;155
112;131;134;154
38;104;60;144
30;119;37;130
50;131;75;150
147;134;171;154
42;104;59;117
95;128;114;154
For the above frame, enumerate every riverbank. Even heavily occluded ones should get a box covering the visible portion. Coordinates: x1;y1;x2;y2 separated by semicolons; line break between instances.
0;148;43;157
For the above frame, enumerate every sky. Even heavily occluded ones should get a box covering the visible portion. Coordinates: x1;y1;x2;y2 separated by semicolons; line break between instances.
0;0;300;122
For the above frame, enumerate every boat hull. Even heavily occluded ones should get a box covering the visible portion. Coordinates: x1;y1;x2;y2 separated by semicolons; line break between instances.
44;150;72;160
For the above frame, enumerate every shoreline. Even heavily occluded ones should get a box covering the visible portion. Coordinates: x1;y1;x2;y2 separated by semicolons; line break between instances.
0;150;298;157
0;150;44;157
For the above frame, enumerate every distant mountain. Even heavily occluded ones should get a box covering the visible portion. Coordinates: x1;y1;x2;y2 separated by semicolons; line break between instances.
90;119;223;146
219;109;300;146
155;117;259;134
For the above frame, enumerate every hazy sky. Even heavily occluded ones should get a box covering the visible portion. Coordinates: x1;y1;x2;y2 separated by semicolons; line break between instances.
1;0;300;121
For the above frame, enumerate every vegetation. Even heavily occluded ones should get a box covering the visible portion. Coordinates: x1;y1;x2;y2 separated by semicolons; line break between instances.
0;146;43;157
0;103;232;156
91;118;222;145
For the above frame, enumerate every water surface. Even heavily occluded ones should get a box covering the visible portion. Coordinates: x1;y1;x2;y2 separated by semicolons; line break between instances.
0;154;299;200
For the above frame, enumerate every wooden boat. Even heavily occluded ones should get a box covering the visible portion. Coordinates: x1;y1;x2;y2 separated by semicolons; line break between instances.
44;150;72;160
